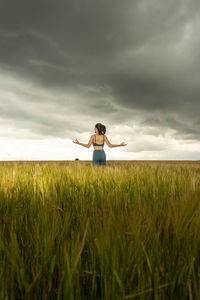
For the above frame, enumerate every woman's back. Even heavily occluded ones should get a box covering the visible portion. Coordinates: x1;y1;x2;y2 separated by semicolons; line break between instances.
93;134;105;149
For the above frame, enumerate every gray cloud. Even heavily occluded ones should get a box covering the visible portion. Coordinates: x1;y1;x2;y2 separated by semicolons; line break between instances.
0;0;200;150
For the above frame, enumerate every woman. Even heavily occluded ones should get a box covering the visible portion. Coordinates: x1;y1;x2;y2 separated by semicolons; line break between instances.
72;123;127;166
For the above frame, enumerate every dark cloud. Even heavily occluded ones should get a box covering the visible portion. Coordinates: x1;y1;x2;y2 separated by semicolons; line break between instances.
0;0;200;147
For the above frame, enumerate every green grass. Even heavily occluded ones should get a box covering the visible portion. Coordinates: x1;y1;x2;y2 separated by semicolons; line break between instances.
0;160;200;299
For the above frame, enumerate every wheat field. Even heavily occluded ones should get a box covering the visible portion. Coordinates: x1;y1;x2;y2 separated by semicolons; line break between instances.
0;160;200;299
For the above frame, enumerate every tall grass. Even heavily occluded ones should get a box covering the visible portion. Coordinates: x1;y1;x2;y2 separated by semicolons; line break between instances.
0;161;200;299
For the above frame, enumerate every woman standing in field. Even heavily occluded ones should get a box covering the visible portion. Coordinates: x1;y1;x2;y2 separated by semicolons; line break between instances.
73;123;127;166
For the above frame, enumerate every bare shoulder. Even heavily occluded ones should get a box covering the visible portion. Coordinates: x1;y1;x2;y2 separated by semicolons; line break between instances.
103;135;112;147
104;135;109;142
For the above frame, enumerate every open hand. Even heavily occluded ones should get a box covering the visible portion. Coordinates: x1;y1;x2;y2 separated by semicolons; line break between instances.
120;142;127;146
73;139;80;144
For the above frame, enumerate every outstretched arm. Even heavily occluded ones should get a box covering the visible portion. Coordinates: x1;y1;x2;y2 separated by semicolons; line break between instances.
104;135;127;148
72;135;93;148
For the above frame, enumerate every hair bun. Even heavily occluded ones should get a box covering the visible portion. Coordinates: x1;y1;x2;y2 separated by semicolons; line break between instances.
95;123;106;135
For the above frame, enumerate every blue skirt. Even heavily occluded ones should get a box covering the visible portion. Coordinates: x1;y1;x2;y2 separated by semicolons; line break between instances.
93;150;106;166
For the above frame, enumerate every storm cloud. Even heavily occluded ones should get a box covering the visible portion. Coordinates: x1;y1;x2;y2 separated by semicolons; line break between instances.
0;0;200;159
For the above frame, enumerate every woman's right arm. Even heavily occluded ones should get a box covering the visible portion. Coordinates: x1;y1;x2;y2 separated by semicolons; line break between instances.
104;135;127;148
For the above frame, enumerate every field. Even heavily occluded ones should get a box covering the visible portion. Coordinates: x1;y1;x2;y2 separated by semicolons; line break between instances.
0;160;200;299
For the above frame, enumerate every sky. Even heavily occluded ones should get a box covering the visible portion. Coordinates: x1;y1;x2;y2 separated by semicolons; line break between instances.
0;0;200;160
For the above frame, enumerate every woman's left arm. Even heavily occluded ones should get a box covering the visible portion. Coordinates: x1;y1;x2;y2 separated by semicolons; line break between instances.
73;135;93;148
78;142;89;148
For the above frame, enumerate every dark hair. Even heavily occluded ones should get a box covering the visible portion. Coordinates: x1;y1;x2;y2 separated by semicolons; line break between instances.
95;123;106;135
